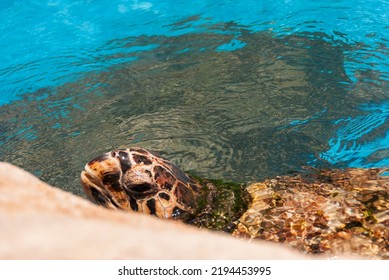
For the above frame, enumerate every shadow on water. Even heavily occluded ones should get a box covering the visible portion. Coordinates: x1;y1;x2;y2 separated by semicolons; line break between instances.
0;28;387;196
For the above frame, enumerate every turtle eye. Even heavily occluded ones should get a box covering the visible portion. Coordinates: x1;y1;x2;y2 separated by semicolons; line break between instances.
117;151;132;172
111;150;132;172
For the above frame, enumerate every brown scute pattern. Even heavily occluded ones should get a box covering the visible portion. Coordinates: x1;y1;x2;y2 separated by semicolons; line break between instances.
175;182;196;209
129;196;139;211
81;147;202;220
104;182;130;210
158;192;170;201
153;165;175;191
146;199;157;216
145;170;153;179
158;192;173;209
102;173;122;190
132;154;152;165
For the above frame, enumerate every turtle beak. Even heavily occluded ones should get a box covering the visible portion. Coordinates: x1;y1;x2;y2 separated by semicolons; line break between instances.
81;169;103;191
80;154;109;190
80;153;121;205
81;164;106;203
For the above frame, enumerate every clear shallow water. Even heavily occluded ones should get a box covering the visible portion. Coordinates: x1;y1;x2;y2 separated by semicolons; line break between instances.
0;0;388;195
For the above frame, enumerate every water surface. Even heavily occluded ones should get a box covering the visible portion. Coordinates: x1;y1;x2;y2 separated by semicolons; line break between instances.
0;1;388;195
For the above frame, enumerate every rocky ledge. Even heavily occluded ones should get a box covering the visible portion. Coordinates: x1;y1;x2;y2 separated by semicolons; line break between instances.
0;162;352;260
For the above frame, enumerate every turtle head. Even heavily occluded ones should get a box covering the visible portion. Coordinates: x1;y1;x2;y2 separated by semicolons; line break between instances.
81;147;202;219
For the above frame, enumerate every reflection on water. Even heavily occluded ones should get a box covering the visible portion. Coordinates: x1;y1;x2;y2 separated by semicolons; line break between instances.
0;30;387;196
321;102;389;167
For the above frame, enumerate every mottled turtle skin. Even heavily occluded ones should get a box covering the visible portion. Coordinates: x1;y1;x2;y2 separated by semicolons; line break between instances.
81;147;389;259
81;148;202;219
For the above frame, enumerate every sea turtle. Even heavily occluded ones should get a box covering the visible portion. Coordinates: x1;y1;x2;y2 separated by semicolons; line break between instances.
80;147;389;259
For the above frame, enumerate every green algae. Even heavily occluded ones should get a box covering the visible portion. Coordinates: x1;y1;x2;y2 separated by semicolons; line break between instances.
185;175;249;232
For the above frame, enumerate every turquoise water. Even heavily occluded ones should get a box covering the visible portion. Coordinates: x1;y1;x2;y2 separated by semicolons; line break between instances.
0;0;388;194
1;0;388;104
